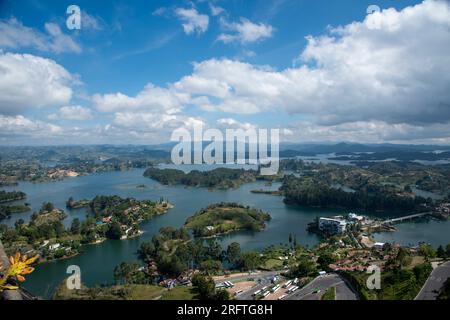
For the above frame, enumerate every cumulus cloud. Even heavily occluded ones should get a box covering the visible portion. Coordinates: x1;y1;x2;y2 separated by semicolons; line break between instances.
284;120;450;144
175;0;450;127
217;118;257;131
0;115;62;138
209;4;225;16
0;18;81;53
48;105;93;121
0;52;75;115
92;83;189;113
217;17;274;44
175;8;209;35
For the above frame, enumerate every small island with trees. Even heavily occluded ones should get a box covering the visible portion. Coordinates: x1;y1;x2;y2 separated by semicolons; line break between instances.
0;196;173;263
184;202;271;237
143;167;260;189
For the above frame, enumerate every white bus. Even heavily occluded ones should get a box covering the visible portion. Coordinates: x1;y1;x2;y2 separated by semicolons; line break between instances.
289;286;299;293
283;280;292;288
293;278;298;285
271;284;280;293
252;289;262;297
262;291;270;297
278;294;288;300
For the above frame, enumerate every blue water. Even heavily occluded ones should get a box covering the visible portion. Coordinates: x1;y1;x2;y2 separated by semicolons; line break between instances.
1;167;449;298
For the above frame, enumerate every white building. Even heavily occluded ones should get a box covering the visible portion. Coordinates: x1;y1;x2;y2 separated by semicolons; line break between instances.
318;217;347;235
373;242;386;250
49;243;60;251
348;213;364;222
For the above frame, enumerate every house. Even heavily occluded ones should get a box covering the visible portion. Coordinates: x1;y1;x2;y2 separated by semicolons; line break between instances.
373;242;386;250
318;217;347;235
348;213;364;222
102;216;112;223
49;243;61;251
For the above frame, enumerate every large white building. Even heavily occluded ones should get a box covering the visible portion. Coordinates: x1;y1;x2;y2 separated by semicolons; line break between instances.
318;217;347;235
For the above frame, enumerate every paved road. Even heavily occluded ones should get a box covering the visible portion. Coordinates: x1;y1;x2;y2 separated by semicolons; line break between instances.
285;274;358;300
415;261;450;300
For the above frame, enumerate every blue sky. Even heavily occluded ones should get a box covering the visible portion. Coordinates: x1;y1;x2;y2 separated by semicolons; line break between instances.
1;0;449;145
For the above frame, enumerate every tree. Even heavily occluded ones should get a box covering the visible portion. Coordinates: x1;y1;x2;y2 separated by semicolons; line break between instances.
396;247;412;267
419;244;436;259
226;242;241;268
199;260;223;275
192;274;216;300
106;221;123;239
114;262;144;285
240;251;261;271
446;244;450;258
191;274;229;300
437;245;446;259
317;252;336;270
70;218;81;234
41;202;55;213
293;257;317;277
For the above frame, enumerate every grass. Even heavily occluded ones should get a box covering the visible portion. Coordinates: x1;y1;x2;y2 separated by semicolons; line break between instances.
161;286;196;300
185;204;270;237
126;285;166;300
260;258;284;270
321;286;336;300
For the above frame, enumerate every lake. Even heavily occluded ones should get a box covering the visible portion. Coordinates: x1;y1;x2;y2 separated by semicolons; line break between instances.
2;167;449;298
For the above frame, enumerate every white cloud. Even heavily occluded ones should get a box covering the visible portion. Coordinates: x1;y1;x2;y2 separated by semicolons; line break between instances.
92;83;189;113
209;4;225;16
218;17;274;44
0;52;75;115
0;115;62;137
217;118;257;131
175;8;209;35
284;120;450;144
174;0;450;127
81;11;104;30
48;105;93;121
0;18;81;53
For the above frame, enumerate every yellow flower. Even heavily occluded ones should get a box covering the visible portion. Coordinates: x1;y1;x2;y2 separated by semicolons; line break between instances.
0;252;38;291
7;252;39;282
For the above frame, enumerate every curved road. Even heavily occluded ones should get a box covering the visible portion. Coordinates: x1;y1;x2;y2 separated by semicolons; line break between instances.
415;261;450;300
286;274;358;300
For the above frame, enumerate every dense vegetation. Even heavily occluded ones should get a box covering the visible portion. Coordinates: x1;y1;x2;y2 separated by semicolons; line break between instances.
0;196;171;262
137;227;263;279
281;175;430;212
144;167;258;188
0;204;30;221
184;202;271;237
0;190;26;203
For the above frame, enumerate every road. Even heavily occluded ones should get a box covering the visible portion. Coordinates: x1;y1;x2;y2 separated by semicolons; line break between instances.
285;274;358;300
415;261;450;300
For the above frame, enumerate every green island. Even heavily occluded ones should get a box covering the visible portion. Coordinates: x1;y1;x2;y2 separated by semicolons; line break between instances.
66;197;90;209
0;203;31;221
144;167;266;189
0;196;172;263
0;190;26;203
184;203;271;237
